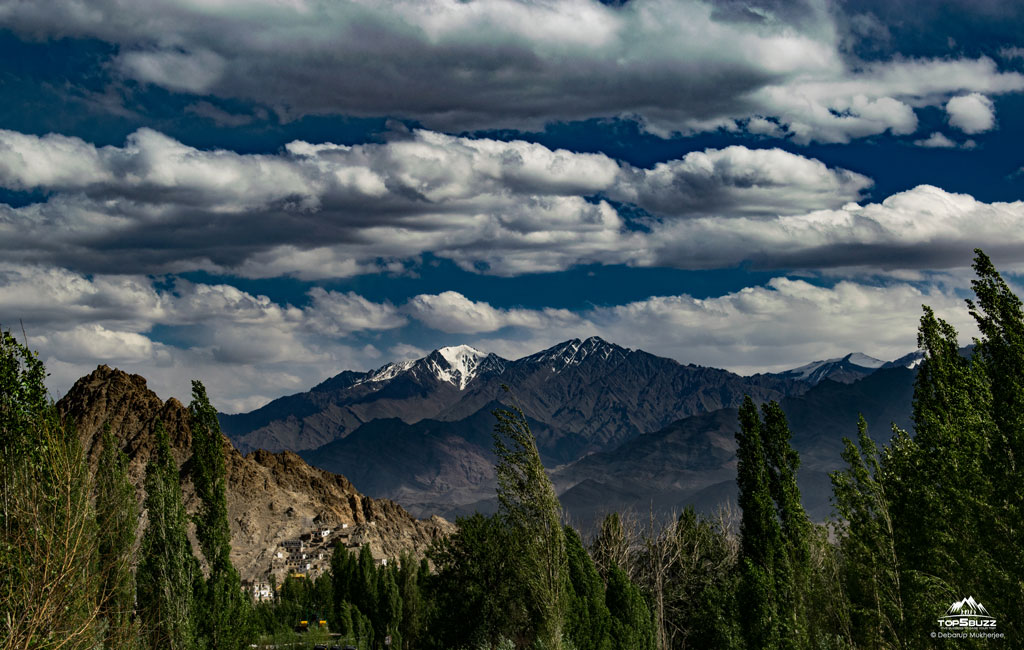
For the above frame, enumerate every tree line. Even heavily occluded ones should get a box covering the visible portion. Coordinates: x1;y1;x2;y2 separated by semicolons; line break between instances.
2;249;1022;649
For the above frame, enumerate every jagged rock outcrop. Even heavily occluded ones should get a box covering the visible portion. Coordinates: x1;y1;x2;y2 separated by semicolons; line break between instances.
58;365;454;582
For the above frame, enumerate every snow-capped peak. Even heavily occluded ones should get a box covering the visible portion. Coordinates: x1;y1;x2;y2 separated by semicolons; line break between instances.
526;336;626;370
359;359;416;385
845;352;885;369
432;345;488;390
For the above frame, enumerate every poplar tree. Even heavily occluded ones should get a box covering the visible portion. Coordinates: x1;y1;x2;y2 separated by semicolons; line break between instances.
605;563;656;650
564;525;613;650
966;249;1024;634
761;401;811;647
736;396;786;649
189;380;249;649
493;400;568;650
831;417;906;649
96;424;140;649
137;422;199;650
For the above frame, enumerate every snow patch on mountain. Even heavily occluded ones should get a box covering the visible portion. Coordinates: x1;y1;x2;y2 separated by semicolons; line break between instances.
845;353;885;369
433;345;488;390
786;352;884;381
360;359;416;384
526;336;627;372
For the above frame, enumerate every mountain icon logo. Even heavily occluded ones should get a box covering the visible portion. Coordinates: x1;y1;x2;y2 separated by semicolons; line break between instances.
937;596;997;630
945;596;990;617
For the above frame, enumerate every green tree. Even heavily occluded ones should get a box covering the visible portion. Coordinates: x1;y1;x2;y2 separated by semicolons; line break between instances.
356;544;379;618
735;396;786;649
397;552;427;650
885;306;994;633
189;380;251;649
605;563;656;650
427;512;527;649
96;424;141;649
0;331;104;650
375;564;403;648
965;249;1024;632
658;507;742;650
492;400;568;649
830;417;905;649
761;401;811;648
137;422;200;650
332;543;359;619
564;525;613;650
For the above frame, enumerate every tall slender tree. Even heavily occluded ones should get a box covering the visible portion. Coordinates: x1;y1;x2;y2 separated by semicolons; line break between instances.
492;399;568;650
735;396;786;649
137;422;199;650
965;249;1024;633
605;563;656;650
96;424;140;649
761;401;811;648
189;380;250;649
564;525;613;650
831;417;906;649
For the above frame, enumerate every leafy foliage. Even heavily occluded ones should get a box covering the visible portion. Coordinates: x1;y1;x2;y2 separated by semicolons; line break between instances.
189;380;251;650
136;422;200;650
96;424;140;649
0;330;105;650
492;399;568;649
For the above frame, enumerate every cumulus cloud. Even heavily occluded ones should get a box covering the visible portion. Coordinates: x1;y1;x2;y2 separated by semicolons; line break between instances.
0;264;410;410
913;132;958;148
2;129;1024;278
405;291;581;334
3;262;982;412
644;185;1024;272
0;1;1021;141
462;277;978;374
946;93;997;133
584;278;977;373
0;127;874;278
609;145;872;217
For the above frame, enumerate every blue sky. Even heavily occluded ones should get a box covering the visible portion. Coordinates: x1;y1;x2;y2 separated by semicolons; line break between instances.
1;0;1023;411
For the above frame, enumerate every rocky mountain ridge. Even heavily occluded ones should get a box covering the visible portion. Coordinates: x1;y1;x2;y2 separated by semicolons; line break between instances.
58;365;454;582
221;336;801;460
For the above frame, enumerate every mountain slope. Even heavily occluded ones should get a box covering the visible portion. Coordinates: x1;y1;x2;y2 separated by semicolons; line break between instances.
766;352;886;385
58;365;454;582
548;366;917;527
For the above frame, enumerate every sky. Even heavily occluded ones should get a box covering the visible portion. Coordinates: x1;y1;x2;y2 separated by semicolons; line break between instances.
2;0;1024;412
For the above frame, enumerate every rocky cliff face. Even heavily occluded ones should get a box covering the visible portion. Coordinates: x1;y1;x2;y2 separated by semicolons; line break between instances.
58;365;454;582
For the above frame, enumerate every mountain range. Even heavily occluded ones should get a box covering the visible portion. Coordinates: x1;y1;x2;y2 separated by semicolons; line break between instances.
219;337;922;527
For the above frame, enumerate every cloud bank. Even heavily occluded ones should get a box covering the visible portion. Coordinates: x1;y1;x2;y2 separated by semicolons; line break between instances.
0;263;978;412
0;0;1021;141
2;128;1024;279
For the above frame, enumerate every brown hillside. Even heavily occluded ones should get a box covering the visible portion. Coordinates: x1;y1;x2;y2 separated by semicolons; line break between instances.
57;365;454;582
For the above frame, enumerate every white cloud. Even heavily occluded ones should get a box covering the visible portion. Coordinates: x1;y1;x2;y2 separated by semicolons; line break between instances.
0;1;1021;142
0;262;989;413
609;145;872;217
468;278;979;374
306;288;406;336
0;127;874;278
0;264;409;411
946;93;997;133
3;129;1024;279
913;132;958;148
405;291;580;334
644;185;1024;273
586;277;978;373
